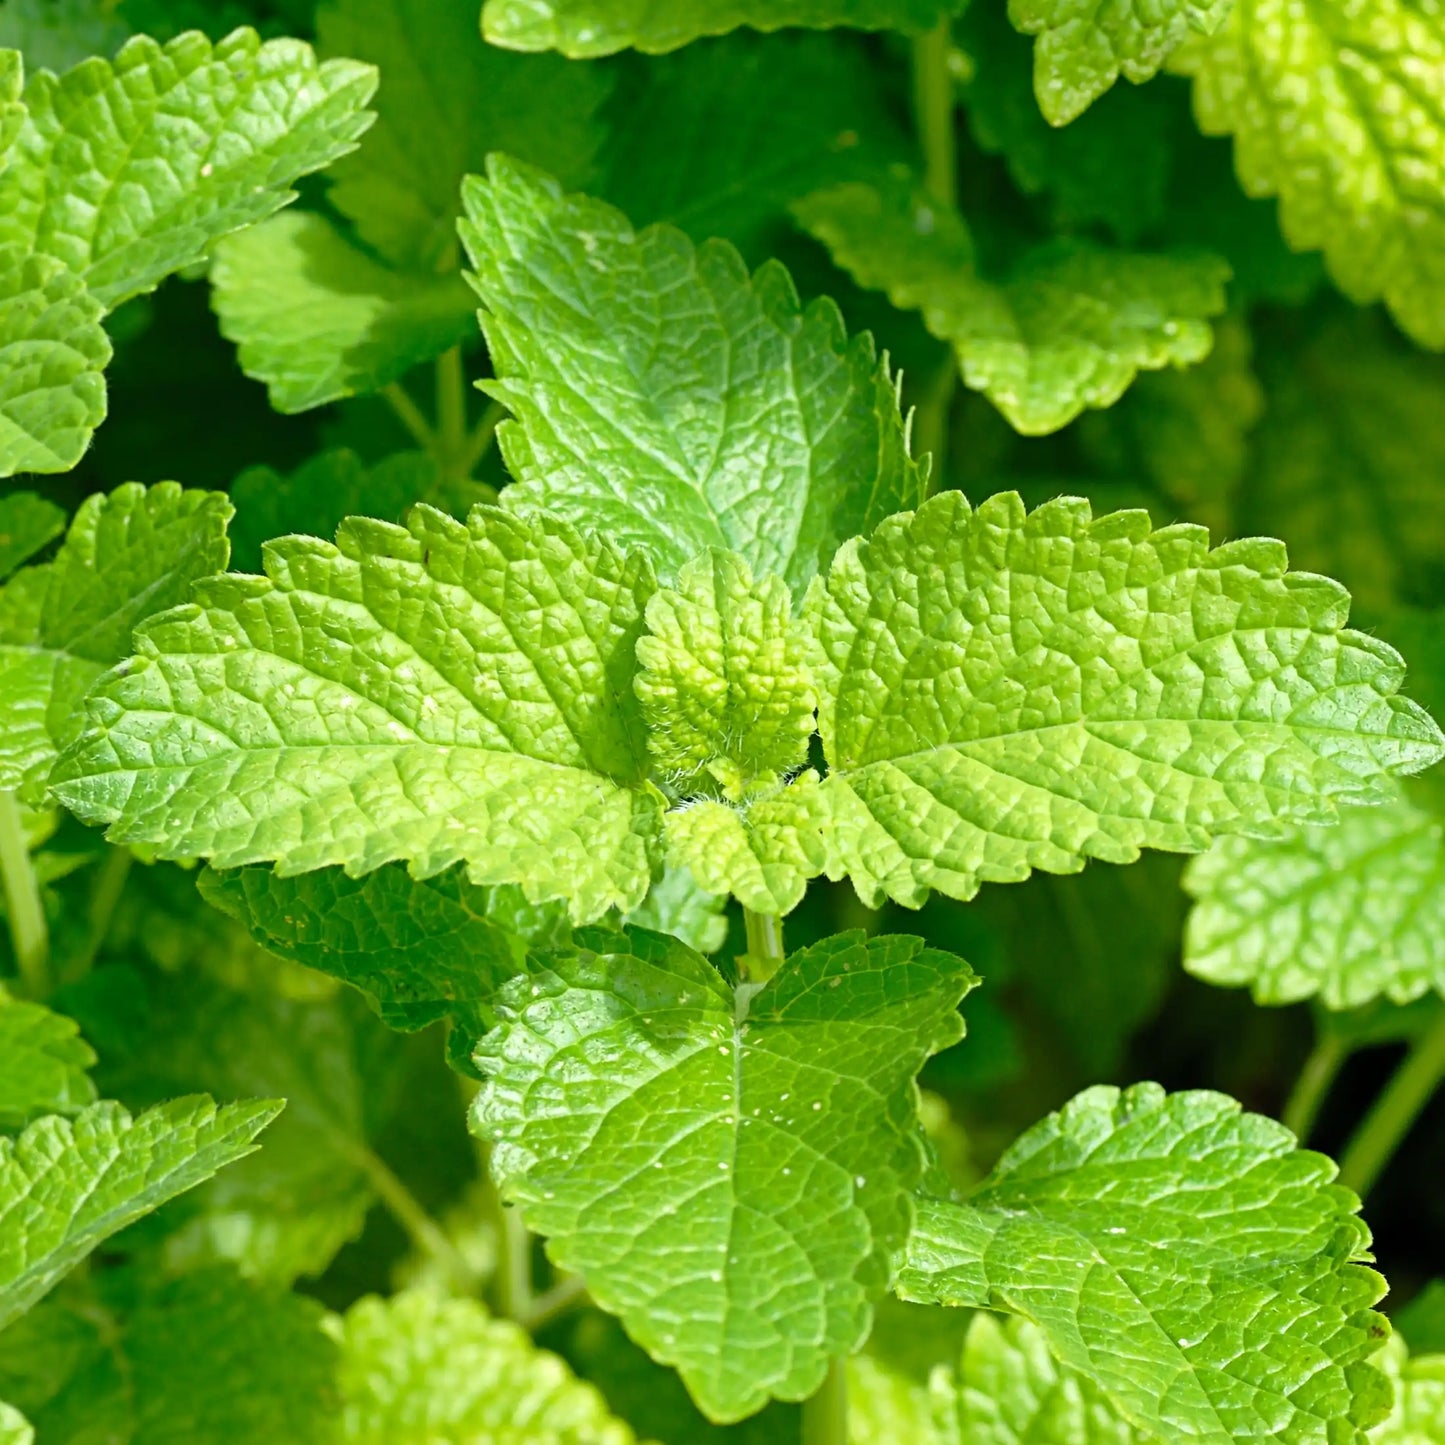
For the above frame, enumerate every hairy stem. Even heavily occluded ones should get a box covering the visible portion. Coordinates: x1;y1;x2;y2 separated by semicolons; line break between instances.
1339;1009;1445;1199
1282;1031;1349;1143
910;18;958;493
0;790;50;998
742;907;785;983
382;382;436;451
354;1145;476;1290
802;1359;848;1445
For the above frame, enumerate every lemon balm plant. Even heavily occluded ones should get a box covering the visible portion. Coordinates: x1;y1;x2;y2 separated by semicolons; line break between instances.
4;1;1445;1442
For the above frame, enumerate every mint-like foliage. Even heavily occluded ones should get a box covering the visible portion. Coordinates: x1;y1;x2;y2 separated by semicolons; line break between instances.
899;1084;1392;1445
472;927;975;1421
0;997;96;1129
0;491;63;582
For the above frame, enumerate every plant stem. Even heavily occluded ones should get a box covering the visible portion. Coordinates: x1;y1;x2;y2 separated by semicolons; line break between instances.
910;18;958;493
1339;1009;1445;1199
0;789;50;997
742;907;785;983
70;845;133;981
802;1360;848;1445
496;1196;534;1322
1282;1031;1349;1143
521;1272;587;1333
354;1145;475;1290
459;399;508;477
436;345;469;474
382;382;435;451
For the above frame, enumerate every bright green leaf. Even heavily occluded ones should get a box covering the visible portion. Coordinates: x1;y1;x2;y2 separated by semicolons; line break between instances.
0;28;377;309
332;1290;638;1443
52;505;664;924
637;549;816;799
459;156;925;591
802;489;1444;910
0;1095;281;1329
1170;0;1445;349
0;491;63;581
319;0;612;273
795;179;1229;434
481;0;956;57
1374;1336;1445;1445
0;481;231;802
899;1083;1392;1445
0;1403;28;1445
473;927;975;1422
848;1352;942;1445
936;1313;1147;1445
1010;0;1233;125
0;996;96;1128
0;247;109;477
625;863;728;954
0;49;24;165
210;211;477;413
1184;784;1445;1010
1397;1282;1445;1356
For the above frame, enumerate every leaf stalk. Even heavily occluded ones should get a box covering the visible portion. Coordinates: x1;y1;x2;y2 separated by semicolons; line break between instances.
1282;1029;1349;1143
801;1359;848;1445
0;789;50;997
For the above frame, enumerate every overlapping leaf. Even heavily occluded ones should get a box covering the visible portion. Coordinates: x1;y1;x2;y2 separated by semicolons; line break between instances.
799;489;1443;910
0;29;376;310
0;997;95;1129
795;178;1229;434
332;1290;638;1443
0;49;22;164
0;492;62;581
1171;0;1445;348
460;156;924;591
52;505;664;923
0;482;232;801
0;1095;280;1329
473;927;974;1421
1012;0;1233;124
899;1083;1392;1445
481;0;957;57
0;0;128;72
0;246;109;477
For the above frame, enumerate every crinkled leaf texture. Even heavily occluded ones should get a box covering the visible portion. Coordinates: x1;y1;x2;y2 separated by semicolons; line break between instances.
1373;1336;1445;1444
52;505;664;924
0;1095;281;1330
472;927;975;1422
0;998;96;1129
0;49;22;163
800;489;1444;910
0;491;64;582
0;29;376;310
0;246;109;477
210;211;476;413
332;1290;638;1443
1170;0;1445;349
1184;784;1445;1009
460;156;925;591
1012;0;1233;125
898;1084;1392;1445
938;1313;1148;1444
482;0;955;56
795;179;1229;434
0;482;232;802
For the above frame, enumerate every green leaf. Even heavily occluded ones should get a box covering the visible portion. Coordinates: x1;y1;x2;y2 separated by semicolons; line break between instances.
459;156;925;592
229;448;435;576
1396;1282;1445;1356
0;996;96;1129
0;29;377;310
664;775;828;916
0;1403;28;1445
625;863;728;954
332;1290;638;1443
0;491;64;581
1010;0;1233;125
1238;310;1445;616
481;0;956;57
1170;0;1445;348
0;0;128;73
0;247;110;477
795;179;1229;434
898;1083;1392;1445
0;481;232;802
0;49;24;164
319;0;612;273
1183;784;1445;1010
52;504;664;924
210;210;477;414
1374;1336;1445;1445
472;927;975;1422
802;489;1444;910
0;1095;281;1330
937;1313;1147;1445
637;549;816;800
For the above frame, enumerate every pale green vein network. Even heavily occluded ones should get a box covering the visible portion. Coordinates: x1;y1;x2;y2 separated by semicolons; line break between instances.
472;927;974;1422
0;1096;282;1330
0;997;96;1129
801;489;1444;911
51;505;664;923
460;156;925;591
1184;785;1445;1009
898;1083;1392;1445
481;0;956;58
